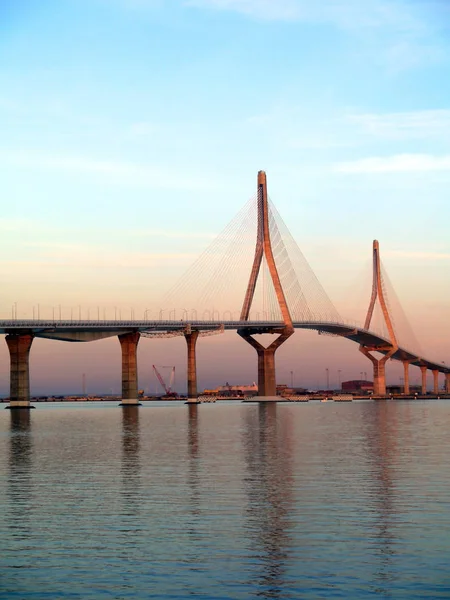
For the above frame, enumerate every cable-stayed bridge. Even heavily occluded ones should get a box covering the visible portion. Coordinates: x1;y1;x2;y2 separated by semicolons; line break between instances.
2;171;449;408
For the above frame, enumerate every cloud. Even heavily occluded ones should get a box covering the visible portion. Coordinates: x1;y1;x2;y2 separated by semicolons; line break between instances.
0;219;216;241
385;250;450;261
186;0;446;70
185;0;301;20
185;0;431;30
0;150;214;191
0;251;196;270
348;109;450;140
0;218;47;233
1;237;198;270
133;229;217;239
333;154;450;174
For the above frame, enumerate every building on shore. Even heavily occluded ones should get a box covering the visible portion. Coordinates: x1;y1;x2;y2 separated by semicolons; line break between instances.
276;384;308;396
203;383;258;397
342;379;373;393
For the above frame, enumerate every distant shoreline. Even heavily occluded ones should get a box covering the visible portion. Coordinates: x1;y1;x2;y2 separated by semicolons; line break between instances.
1;394;449;403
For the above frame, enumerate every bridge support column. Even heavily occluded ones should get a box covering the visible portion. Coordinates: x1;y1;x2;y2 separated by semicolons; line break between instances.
432;369;439;396
402;360;413;395
238;328;293;399
184;330;200;403
257;348;276;396
446;373;450;394
359;347;391;397
6;334;34;409
118;332;141;406
420;366;427;395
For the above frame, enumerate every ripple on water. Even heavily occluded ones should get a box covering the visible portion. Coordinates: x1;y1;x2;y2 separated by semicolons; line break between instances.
1;401;450;598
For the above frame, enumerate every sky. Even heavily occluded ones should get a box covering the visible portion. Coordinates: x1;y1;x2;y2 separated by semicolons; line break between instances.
1;0;450;394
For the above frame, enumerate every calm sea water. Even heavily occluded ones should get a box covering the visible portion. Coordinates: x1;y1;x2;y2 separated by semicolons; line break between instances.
1;400;450;599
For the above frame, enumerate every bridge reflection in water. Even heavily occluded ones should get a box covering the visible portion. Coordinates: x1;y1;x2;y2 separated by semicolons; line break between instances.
242;403;294;598
2;402;450;596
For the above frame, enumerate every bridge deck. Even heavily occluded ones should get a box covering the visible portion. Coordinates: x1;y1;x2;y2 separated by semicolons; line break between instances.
0;320;447;373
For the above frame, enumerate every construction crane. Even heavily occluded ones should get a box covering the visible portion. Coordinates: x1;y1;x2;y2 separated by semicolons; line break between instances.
153;365;177;397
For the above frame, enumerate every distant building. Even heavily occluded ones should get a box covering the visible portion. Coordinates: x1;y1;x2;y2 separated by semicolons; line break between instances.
203;383;258;397
342;379;373;393
276;385;308;396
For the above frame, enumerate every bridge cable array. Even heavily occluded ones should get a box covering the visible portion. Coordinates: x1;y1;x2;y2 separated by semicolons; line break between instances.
161;192;341;323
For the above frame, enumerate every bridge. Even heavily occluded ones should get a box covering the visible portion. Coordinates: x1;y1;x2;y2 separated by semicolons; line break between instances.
3;171;449;407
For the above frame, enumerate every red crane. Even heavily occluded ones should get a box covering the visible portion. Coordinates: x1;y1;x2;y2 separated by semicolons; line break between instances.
152;365;177;397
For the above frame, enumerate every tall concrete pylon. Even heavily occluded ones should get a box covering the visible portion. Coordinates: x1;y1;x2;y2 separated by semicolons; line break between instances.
118;331;142;406
359;240;398;396
6;334;34;409
238;171;294;399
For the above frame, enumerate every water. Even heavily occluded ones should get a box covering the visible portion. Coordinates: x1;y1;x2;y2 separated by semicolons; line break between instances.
1;400;450;599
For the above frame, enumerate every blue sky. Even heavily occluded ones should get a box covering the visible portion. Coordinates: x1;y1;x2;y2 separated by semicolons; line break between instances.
1;0;449;392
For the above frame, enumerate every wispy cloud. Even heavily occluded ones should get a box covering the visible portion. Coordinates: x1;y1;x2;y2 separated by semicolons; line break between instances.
334;154;450;174
0;220;216;242
0;218;47;233
244;106;450;155
348;109;450;140
0;150;214;191
185;0;434;31
386;250;450;261
185;0;300;20
186;0;446;70
0;251;196;270
134;229;217;239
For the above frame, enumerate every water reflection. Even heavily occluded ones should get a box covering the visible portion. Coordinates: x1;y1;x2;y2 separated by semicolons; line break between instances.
243;403;294;598
186;404;201;545
187;403;199;460
121;406;141;510
8;410;33;535
362;401;400;593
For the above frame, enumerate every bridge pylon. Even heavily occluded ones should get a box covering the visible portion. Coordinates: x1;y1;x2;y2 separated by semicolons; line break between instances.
359;240;398;396
5;333;34;409
238;171;294;399
118;331;142;406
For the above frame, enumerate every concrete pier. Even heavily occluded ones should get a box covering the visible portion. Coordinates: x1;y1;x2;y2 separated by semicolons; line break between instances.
446;373;450;394
372;358;387;397
257;347;276;397
238;329;292;399
6;334;34;409
185;330;200;403
402;360;413;395
432;369;439;395
360;348;389;397
420;365;427;395
118;332;141;406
